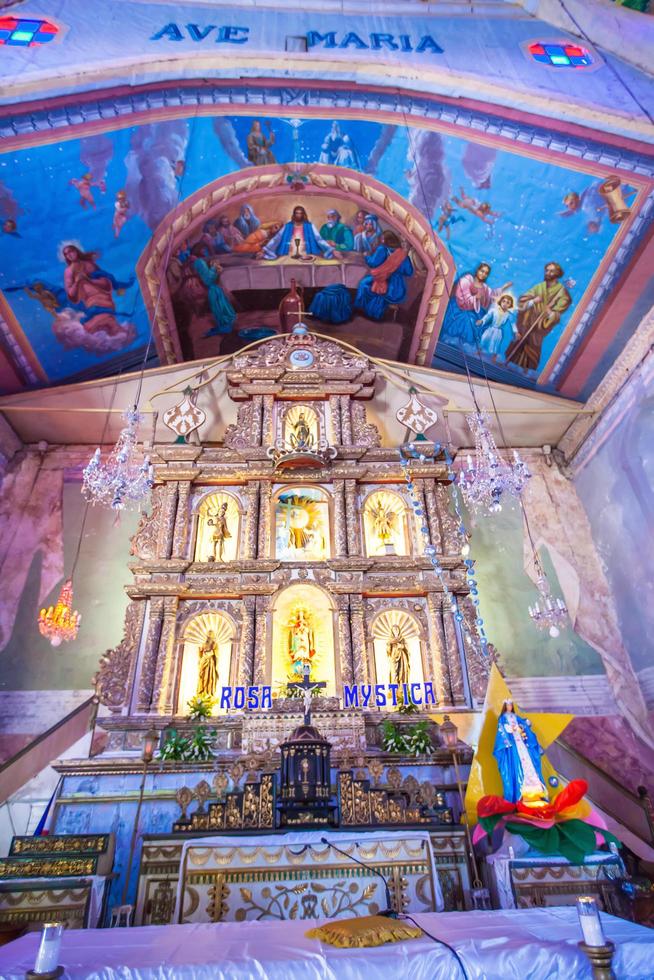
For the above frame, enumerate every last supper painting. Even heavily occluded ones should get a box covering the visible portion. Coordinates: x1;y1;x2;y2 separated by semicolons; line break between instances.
0;1;653;977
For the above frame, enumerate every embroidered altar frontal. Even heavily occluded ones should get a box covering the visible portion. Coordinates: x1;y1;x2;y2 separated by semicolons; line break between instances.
174;831;443;923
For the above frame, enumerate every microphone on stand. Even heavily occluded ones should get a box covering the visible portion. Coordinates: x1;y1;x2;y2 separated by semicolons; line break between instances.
319;836;397;918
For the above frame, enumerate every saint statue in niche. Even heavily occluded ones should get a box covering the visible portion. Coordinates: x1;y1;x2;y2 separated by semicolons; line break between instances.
196;630;219;699
387;624;411;686
289;411;314;452
369;498;397;551
493;699;546;804
288;608;316;679
207;501;231;562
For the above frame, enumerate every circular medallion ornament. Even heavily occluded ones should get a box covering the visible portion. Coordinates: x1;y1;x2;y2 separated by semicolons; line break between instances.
289;348;315;369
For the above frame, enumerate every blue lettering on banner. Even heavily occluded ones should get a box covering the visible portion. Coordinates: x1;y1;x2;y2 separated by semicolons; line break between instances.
410;682;422;705
247;686;259;709
344;685;359;708
424;682;436;706
375;684;387;707
219;686;232;710
150;24;443;56
361;684;372;707
261;687;272;709
233;686;245;709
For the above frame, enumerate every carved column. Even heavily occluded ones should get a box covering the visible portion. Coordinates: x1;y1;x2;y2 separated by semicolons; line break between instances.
333;480;347;558
238;596;257;686
459;594;491;702
257;482;272;558
261;395;274;447
340;396;353;445
153;596;180;714
172;481;191;559
252;394;264;446
412;480;430;551
253;595;271;685
157;481;178;559
244;483;260;559
423;479;442;553
443;604;467;705
426;593;453;705
344;480;361;557
349;595;369;685
435;482;459;556
136;596;165;712
336;595;354;686
329;395;342;445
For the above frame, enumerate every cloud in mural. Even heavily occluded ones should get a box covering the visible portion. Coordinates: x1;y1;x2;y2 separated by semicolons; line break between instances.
213;118;249;168
124;121;189;229
0;180;21;221
80;134;114;182
462;142;497;189
52;309;136;354
406;130;450;221
365;125;397;176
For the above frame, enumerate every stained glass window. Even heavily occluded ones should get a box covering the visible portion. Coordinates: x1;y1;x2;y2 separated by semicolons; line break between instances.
0;17;58;46
528;42;593;68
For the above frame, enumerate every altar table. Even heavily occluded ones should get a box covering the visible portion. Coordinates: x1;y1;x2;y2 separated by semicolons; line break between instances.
1;908;653;979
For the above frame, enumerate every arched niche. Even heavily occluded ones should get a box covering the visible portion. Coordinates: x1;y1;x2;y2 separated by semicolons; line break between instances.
370;609;425;701
280;404;321;451
273;485;331;561
362;488;411;557
270;582;337;696
193;490;242;563
176;611;236;715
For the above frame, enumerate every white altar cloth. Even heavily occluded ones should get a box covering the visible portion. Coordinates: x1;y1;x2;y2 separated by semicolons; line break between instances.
0;908;653;979
175;829;444;923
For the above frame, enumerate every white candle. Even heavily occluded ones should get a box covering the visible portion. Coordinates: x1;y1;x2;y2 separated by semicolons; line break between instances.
576;897;605;947
34;922;63;974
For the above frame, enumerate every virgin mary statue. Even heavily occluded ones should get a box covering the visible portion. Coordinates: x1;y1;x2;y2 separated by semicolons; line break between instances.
493;699;546;804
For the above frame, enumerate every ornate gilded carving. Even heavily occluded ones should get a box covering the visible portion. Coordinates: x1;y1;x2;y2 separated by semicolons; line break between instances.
328;395;342;445
344;480;361;557
238;595;256;686
94;600;146;712
130;488;164;560
174;774;276;833
349;595;368;685
172;480;191;559
224;402;256;449
340;395;353;445
136;596;165;712
335;594;354;687
442;606;466;705
244;483;260;559
434;483;460;555
257;482;272;559
426;592;452;705
157;482;179;559
153;595;180;713
350;402;381;449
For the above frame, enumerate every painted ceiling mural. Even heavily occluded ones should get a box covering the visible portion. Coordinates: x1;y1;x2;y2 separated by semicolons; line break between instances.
0;93;652;397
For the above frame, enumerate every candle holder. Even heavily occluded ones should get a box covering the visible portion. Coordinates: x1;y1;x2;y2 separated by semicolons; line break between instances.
577;940;616;980
26;921;64;979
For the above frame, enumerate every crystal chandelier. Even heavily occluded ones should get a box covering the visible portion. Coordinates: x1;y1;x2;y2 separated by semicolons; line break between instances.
38;579;81;647
458;411;530;515
83;408;154;511
528;561;568;638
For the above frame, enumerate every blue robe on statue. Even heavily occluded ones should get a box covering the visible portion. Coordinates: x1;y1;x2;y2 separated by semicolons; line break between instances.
354;246;413;321
309;284;352;324
262;221;334;259
493;711;545;805
193;258;236;336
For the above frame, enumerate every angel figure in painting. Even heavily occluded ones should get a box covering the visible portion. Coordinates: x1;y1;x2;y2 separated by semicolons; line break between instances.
113;190;130;238
453;187;501;227
369;498;397;551
196;630;219;699
207;501;231;562
493;699;546;804
70;173;105;209
387;624;411;687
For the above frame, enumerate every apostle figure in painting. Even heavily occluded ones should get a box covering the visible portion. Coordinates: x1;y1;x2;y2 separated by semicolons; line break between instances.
505;263;572;374
232;222;282;257
234;204;261;238
493;699;546;804
335;135;361;169
319;122;344;164
196;630;219;699
202;216;244;253
192;251;237;336
387;624;411;687
289;609;315;675
246;121;276;166
354;231;413;321
207;501;231;561
262;206;336;259
319;210;354;252
289;411;314;451
354;214;383;255
440;263;512;351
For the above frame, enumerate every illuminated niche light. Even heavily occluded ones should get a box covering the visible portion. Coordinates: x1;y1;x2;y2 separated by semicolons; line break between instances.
528;42;592;68
0;17;58;46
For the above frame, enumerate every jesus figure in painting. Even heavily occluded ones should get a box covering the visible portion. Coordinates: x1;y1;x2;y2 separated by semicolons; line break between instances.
262;206;336;260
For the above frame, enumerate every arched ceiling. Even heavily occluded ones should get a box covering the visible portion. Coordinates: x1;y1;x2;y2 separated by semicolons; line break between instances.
0;1;652;423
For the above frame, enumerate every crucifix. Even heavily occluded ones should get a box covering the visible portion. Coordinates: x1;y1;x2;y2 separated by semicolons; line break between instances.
287;664;326;726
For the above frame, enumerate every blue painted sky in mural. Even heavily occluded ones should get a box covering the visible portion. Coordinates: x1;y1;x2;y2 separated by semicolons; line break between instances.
0;112;635;386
